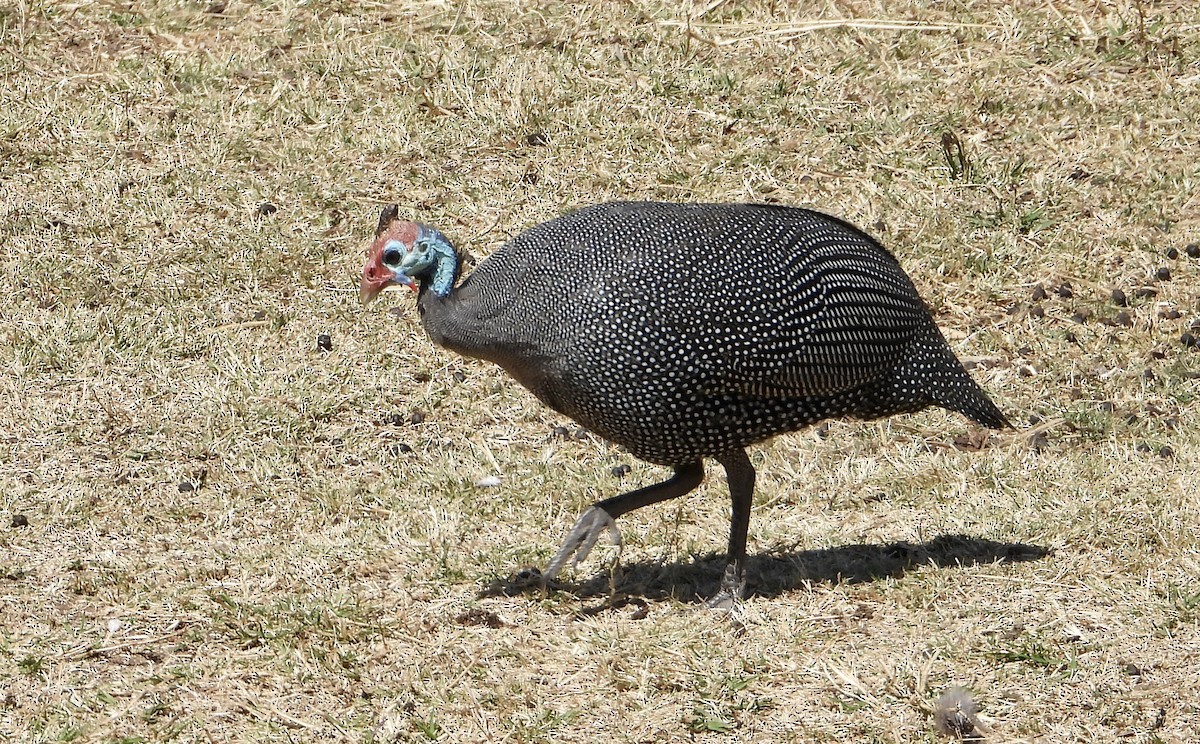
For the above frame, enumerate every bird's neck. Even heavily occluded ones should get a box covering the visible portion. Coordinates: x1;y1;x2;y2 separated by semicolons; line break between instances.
416;277;489;360
425;238;460;298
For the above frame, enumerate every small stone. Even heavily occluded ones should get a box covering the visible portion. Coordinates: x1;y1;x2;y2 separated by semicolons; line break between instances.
106;618;123;634
316;333;332;352
933;687;980;739
11;514;29;528
1029;431;1048;452
1031;284;1047;301
1187;243;1200;258
257;201;278;217
475;476;502;489
1156;267;1172;281
1167;247;1179;260
1110;289;1127;307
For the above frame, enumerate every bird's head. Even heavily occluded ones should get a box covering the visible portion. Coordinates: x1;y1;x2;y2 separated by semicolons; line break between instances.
360;205;458;303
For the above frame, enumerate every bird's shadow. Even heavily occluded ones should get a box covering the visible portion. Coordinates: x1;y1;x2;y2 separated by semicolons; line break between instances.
482;534;1050;607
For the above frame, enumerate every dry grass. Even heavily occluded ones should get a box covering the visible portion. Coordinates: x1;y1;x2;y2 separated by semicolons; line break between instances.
2;0;1200;741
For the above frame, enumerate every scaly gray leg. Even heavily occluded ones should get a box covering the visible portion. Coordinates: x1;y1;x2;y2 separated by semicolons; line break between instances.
543;461;705;581
706;448;755;609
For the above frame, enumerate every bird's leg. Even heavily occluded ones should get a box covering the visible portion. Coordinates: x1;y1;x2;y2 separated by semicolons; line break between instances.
706;449;755;609
542;461;704;582
543;506;620;581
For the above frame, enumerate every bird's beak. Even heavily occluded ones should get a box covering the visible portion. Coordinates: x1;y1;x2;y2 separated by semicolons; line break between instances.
359;263;390;305
359;262;417;305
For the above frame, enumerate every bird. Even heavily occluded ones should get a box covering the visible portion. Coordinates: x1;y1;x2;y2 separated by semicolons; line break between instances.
359;201;1008;606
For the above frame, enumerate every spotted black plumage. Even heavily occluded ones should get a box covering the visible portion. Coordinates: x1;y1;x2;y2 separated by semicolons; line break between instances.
361;201;1008;605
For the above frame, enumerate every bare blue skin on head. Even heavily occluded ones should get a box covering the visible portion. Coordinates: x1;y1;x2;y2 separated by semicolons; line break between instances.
379;226;458;298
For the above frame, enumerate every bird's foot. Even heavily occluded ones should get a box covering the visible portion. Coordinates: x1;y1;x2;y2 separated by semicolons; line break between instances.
542;506;621;581
704;561;746;611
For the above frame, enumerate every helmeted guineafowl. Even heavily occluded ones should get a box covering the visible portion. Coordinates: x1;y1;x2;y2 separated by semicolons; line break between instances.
360;201;1008;605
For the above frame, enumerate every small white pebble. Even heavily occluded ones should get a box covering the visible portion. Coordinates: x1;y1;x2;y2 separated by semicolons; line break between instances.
475;476;502;489
106;618;123;634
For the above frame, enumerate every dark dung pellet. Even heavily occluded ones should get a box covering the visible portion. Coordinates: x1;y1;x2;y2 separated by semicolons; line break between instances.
316;333;332;352
409;411;426;425
1055;283;1073;298
1030;304;1045;318
257;202;278;216
1159;446;1175;459
1167;247;1179;260
1156;267;1171;281
1110;289;1127;307
1187;243;1200;258
1031;284;1047;301
1182;332;1198;348
178;481;195;493
610;464;631;478
11;514;29;528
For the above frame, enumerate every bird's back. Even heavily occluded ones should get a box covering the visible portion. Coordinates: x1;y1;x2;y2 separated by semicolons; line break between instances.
443;202;1005;464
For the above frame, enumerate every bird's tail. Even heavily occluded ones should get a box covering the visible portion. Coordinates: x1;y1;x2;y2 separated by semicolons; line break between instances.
858;324;1009;429
917;326;1010;430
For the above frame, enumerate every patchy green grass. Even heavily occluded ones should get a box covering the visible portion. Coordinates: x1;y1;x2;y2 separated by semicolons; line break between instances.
2;0;1199;741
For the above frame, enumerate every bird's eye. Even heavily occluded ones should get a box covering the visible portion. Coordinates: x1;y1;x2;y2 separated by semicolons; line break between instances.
382;247;402;266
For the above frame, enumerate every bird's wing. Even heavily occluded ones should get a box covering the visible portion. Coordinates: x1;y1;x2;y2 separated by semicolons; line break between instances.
657;245;932;399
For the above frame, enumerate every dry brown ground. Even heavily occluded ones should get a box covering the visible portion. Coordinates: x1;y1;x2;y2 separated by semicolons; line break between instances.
2;0;1200;741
